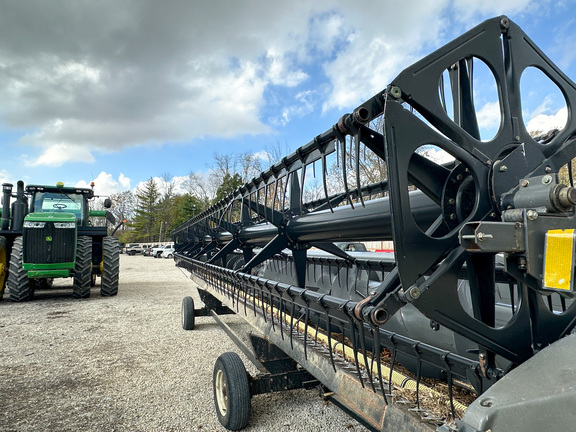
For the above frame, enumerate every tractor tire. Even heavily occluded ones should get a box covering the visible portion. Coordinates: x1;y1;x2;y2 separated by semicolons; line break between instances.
181;296;195;330
213;352;251;430
0;237;7;300
72;236;92;298
101;236;119;297
7;237;33;302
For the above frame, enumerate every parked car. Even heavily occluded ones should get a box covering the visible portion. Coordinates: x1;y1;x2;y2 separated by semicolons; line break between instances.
152;244;173;258
334;242;367;252
161;245;176;259
125;243;143;256
143;244;159;256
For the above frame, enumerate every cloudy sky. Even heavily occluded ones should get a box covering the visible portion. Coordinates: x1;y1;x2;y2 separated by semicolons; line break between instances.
0;0;575;195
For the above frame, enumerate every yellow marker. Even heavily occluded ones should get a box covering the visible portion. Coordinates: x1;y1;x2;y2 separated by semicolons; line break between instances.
544;229;575;291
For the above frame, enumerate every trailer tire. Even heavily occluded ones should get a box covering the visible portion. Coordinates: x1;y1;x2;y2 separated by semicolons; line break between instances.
181;296;195;330
213;352;251;431
0;237;7;300
7;237;33;302
73;236;92;298
101;236;119;296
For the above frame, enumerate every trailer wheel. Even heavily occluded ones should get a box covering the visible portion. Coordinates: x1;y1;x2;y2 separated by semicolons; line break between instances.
72;236;92;298
7;237;33;302
181;296;195;330
101;236;119;296
0;237;7;300
213;352;251;431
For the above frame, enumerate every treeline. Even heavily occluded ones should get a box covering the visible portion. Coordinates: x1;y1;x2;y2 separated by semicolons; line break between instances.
111;151;268;244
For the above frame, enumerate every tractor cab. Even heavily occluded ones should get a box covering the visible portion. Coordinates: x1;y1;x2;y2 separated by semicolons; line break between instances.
27;183;94;226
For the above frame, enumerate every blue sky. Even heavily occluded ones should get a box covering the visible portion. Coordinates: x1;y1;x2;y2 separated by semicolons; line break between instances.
0;1;575;196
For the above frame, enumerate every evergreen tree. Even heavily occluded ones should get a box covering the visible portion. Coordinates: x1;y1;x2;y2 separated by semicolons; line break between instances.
132;178;161;242
213;172;243;203
171;194;203;228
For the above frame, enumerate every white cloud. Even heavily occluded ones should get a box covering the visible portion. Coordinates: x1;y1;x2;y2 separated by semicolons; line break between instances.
476;101;501;129
118;174;131;189
0;169;11;184
452;0;538;23
529;94;555;119
25;143;95;167
264;50;308;87
526;106;568;134
274;90;317;127
75;172;132;196
321;1;451;111
0;0;565;178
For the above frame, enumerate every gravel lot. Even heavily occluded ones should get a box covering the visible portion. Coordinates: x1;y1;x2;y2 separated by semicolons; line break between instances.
0;254;367;431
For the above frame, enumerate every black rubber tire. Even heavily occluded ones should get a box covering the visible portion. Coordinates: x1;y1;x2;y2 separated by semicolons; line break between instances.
0;237;8;300
213;352;251;431
72;236;92;298
7;237;33;302
181;296;195;330
101;237;120;296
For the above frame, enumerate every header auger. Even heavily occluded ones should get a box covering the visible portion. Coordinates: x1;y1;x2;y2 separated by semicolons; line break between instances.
173;16;576;431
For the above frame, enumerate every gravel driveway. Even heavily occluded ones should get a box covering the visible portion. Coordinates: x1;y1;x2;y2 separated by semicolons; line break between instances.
0;255;367;431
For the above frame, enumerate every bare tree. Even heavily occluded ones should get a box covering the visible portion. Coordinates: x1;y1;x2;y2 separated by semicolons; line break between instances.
110;190;136;226
182;171;213;207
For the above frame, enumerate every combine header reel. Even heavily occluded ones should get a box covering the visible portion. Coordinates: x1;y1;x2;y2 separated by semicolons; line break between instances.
174;16;576;431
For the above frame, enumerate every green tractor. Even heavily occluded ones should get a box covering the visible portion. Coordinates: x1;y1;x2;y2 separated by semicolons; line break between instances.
0;180;121;301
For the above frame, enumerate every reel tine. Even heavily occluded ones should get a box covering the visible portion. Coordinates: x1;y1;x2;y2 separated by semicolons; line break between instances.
442;353;456;420
302;292;310;359
319;294;337;372
355;133;365;208
372;326;388;404
359;321;375;392
414;343;422;410
273;283;285;340
321;150;333;213
288;287;296;350
345;308;365;388
388;335;397;396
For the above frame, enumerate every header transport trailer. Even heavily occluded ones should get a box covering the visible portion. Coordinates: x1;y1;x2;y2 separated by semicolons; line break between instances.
0;181;120;301
173;17;576;431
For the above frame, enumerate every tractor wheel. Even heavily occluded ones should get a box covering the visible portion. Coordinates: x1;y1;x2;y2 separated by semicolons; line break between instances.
7;237;33;302
0;237;7;300
213;352;251;431
101;236;119;297
181;296;195;330
72;236;92;298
